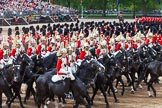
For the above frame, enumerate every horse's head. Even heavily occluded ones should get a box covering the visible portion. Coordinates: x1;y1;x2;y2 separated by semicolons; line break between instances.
14;53;23;65
119;49;128;65
141;45;149;57
31;54;46;74
32;54;44;66
89;59;105;72
77;59;105;85
12;65;21;83
22;53;34;66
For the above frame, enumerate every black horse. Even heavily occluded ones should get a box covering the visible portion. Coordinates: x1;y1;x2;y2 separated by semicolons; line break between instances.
102;53;125;96
23;53;58;104
36;69;91;108
42;52;58;71
136;45;154;88
76;59;105;85
31;53;58;73
8;53;35;108
113;48;136;92
0;64;21;108
152;42;162;61
143;60;162;97
36;59;105;108
76;58;114;108
128;48;142;89
31;54;46;74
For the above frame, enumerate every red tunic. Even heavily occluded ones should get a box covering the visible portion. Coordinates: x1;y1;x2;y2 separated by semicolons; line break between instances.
133;43;138;49
80;51;86;60
0;49;4;60
36;45;41;55
46;32;50;38
56;57;69;75
96;49;100;56
115;42;121;51
27;48;32;56
152;35;157;44
107;45;111;51
10;49;16;57
158;39;162;45
77;40;81;48
125;43;129;50
47;46;52;52
56;58;62;72
145;38;150;45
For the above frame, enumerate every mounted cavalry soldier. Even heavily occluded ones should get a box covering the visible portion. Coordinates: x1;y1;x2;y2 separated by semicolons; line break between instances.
67;45;77;73
39;36;47;57
10;40;24;58
0;42;13;68
96;39;108;59
125;35;132;51
27;38;37;57
145;31;153;48
75;42;90;66
55;34;61;51
51;48;75;82
114;32;126;55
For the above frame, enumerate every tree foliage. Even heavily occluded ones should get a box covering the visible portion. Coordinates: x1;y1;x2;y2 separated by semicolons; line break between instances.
53;0;161;10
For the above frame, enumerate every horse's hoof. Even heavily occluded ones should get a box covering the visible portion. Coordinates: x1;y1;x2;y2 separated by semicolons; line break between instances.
63;101;67;104
138;84;143;89
148;95;153;97
134;88;137;91
121;92;124;96
131;91;134;94
73;105;78;108
59;102;64;107
2;102;7;107
86;105;91;108
127;83;131;87
154;94;156;97
115;99;119;103
106;104;110;108
43;105;48;108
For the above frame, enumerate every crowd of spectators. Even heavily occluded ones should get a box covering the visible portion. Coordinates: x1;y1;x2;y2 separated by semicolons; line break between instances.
0;0;77;18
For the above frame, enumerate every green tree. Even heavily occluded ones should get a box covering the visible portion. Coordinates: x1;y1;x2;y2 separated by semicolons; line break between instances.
53;0;161;16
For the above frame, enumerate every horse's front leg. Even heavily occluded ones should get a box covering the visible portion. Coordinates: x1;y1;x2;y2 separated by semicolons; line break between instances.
109;81;119;103
90;87;98;105
74;96;91;108
13;83;25;108
118;76;125;96
17;92;25;108
0;93;2;108
100;84;111;108
129;72;136;91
